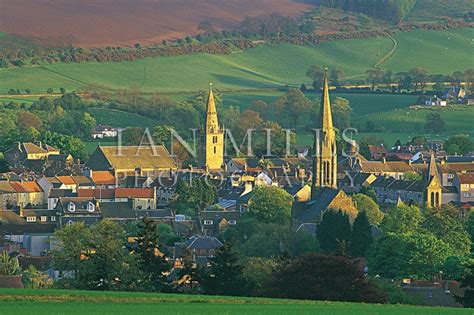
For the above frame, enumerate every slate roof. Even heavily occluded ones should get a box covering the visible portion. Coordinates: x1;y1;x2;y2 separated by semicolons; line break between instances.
49;188;75;198
292;187;341;223
182;235;223;250
101;202;135;219
446;156;474;163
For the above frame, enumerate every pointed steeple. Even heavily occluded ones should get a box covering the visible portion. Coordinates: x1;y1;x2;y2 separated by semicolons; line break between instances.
427;151;441;186
320;68;333;130
205;83;219;132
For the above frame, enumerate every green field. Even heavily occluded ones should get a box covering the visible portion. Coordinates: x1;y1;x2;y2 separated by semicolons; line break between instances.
0;28;472;95
88;108;159;128
355;105;474;136
0;289;468;315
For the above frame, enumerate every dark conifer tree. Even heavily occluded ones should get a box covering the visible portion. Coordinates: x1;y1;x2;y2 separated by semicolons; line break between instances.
200;242;248;296
318;210;352;254
350;211;373;257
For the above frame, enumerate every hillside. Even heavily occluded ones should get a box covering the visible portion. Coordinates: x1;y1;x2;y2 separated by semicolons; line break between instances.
0;288;469;315
0;0;312;48
0;28;472;94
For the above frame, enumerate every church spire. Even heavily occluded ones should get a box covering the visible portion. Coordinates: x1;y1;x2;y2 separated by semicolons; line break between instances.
320;68;333;131
427;151;440;185
205;83;219;132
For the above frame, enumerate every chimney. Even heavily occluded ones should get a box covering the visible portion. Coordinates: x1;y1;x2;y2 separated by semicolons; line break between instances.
382;157;386;164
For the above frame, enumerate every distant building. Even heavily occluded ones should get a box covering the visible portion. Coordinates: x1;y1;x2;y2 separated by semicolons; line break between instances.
91;125;119;139
4;142;60;168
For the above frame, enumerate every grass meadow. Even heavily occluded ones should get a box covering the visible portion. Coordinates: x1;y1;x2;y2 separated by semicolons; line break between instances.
0;28;472;94
0;288;469;315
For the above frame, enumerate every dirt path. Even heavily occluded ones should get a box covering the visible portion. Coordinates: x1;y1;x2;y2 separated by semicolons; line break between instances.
374;34;398;70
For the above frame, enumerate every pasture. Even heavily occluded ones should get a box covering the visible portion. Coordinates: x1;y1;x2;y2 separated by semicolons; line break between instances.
0;28;472;95
0;288;468;315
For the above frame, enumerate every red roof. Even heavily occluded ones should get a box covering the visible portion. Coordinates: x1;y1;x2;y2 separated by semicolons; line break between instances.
115;188;154;198
56;176;76;185
457;172;474;184
78;189;115;199
91;171;116;185
10;181;43;193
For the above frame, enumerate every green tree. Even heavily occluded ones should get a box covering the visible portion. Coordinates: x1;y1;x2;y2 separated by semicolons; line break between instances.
267;253;387;303
422;206;471;257
332;97;352;130
51;222;92;288
306;65;324;90
0;251;20;276
243;257;278;296
201;242;248;296
455;263;474;307
318;210;352;254
381;204;422;234
247;186;293;224
134;219;172;292
368;232;454;279
445;134;474;155
288;230;320;257
350;211;373;257
409;67;429;92
352;193;384;225
424;112;445;133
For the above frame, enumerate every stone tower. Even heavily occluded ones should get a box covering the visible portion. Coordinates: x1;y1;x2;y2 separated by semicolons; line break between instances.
312;69;338;198
425;151;442;208
200;84;224;171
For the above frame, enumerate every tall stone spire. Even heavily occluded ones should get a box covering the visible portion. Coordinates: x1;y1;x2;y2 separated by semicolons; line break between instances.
200;83;224;171
205;83;219;133
427;151;440;184
312;68;338;196
320;68;333;130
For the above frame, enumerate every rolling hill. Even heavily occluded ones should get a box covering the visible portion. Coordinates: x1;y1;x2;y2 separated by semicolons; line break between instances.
0;28;472;95
0;0;312;48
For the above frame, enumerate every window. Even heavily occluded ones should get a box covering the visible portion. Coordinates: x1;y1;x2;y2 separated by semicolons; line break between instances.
51;216;56;222
40;216;47;222
204;220;213;225
213;136;218;144
213;146;216;154
448;174;454;179
87;202;95;212
228;220;237;225
68;202;75;212
26;216;36;222
464;193;470;198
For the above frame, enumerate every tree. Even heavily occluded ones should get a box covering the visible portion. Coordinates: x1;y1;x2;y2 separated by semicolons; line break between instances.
240;223;287;258
445;134;474;155
330;68;346;88
46;88;54;94
456;263;474;308
16;110;42;131
332;97;352;130
368;232;454;279
22;265;53;288
247;186;293;224
41;131;87;161
200;242;248;296
366;69;385;91
424;112;445;133
279;88;312;128
0;251;20;276
306;65;324;90
288;230;319;257
422;206;471;257
152;125;171;146
350;211;373;257
267;253;387;303
243;257;278;296
318;210;352;254
352;194;383;225
134;219;172;292
409;67;429;92
381;204;422;234
464;69;474;94
51;222;92;288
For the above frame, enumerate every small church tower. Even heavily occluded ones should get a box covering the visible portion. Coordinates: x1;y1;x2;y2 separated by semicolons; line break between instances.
312;69;338;198
200;84;224;170
425;151;442;208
